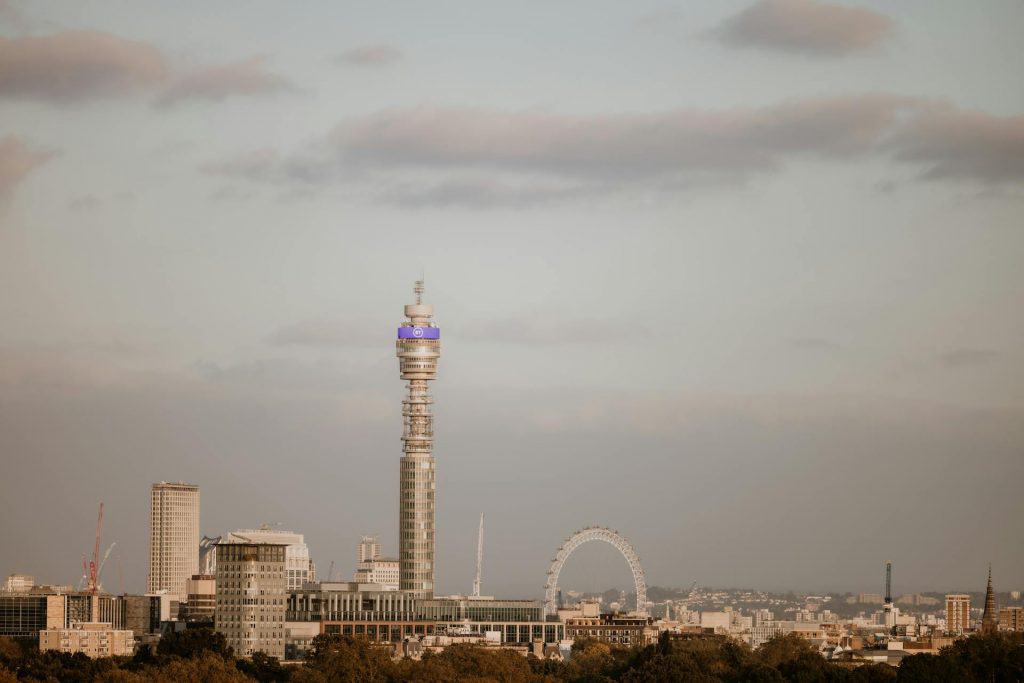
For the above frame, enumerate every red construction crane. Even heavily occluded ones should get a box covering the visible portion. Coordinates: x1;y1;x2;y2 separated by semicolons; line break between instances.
87;502;103;594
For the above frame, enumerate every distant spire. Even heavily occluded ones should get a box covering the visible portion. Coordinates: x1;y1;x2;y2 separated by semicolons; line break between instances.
982;565;997;634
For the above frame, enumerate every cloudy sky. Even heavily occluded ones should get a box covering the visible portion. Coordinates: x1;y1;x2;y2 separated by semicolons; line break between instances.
1;0;1022;598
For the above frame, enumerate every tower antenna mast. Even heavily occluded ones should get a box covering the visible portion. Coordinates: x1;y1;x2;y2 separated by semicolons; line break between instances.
473;513;484;597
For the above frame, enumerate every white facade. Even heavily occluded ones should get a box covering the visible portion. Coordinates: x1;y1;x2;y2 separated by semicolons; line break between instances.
749;621;825;649
199;535;221;575
214;541;286;659
148;482;200;600
227;527;315;591
354;558;400;591
358;535;382;563
699;611;731;632
3;574;35;593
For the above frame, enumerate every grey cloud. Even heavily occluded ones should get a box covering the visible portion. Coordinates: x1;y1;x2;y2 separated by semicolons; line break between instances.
334;98;1024;186
337;44;404;67
712;0;893;57
0;31;295;107
0;0;28;33
266;320;391;349
212;94;907;183
202;148;334;186
0;30;167;102
67;194;100;210
0;135;54;195
890;105;1024;185
156;56;294;107
201;94;1024;207
378;177;605;209
455;315;648;346
939;348;999;369
203;148;283;182
208;185;255;202
636;8;687;32
790;337;841;351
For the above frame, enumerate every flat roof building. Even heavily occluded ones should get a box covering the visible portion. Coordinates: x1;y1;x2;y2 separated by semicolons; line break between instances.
999;606;1023;632
227;526;315;592
148;482;200;600
214;540;287;659
946;594;971;635
182;574;215;623
3;574;35;593
39;621;134;658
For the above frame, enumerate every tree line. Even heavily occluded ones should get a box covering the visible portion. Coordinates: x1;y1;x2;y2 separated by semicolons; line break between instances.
1;628;1021;681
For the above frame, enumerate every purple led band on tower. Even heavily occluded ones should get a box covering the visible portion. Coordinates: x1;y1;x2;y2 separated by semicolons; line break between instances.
397;326;440;339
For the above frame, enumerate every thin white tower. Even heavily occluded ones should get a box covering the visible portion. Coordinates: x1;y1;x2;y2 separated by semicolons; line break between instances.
473;513;484;597
396;280;441;598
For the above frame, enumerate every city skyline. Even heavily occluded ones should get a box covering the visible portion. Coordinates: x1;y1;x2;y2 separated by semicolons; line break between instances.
2;0;1023;598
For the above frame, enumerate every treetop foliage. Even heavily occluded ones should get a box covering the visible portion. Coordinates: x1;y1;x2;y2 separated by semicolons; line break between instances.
0;629;1020;682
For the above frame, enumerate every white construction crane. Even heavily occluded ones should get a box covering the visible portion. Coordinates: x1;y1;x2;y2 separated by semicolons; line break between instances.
96;542;116;591
472;513;484;597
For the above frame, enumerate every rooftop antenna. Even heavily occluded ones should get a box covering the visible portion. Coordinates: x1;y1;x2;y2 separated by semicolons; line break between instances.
885;561;892;604
414;278;424;305
472;513;484;597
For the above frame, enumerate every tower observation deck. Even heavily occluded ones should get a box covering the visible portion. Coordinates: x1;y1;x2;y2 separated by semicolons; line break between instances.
397;280;440;598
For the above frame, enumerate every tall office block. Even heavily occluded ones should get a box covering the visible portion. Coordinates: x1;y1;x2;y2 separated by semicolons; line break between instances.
396;281;440;598
214;541;286;658
358;535;382;563
946;594;971;635
147;482;200;600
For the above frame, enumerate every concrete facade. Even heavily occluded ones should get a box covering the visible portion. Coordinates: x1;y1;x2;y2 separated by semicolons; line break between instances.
183;574;216;622
214;541;287;659
39;622;134;658
148;482;200;600
397;281;440;598
945;594;971;635
227;527;315;591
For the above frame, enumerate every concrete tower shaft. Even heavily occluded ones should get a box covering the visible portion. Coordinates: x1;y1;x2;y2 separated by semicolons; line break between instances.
396;280;440;598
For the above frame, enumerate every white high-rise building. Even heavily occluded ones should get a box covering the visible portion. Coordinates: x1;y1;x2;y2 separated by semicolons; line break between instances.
358;535;382;563
148;482;200;600
214;541;286;658
396;280;440;598
3;574;34;593
227;526;315;591
353;534;399;590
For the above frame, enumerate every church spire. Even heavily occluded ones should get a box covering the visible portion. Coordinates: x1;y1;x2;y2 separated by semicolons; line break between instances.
982;565;997;634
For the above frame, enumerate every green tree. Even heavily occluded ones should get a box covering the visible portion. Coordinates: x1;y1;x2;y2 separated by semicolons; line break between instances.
156;627;234;660
149;651;252;683
297;634;395;682
896;652;968;682
238;650;291;682
423;643;535;682
846;662;896;682
948;632;1024;682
